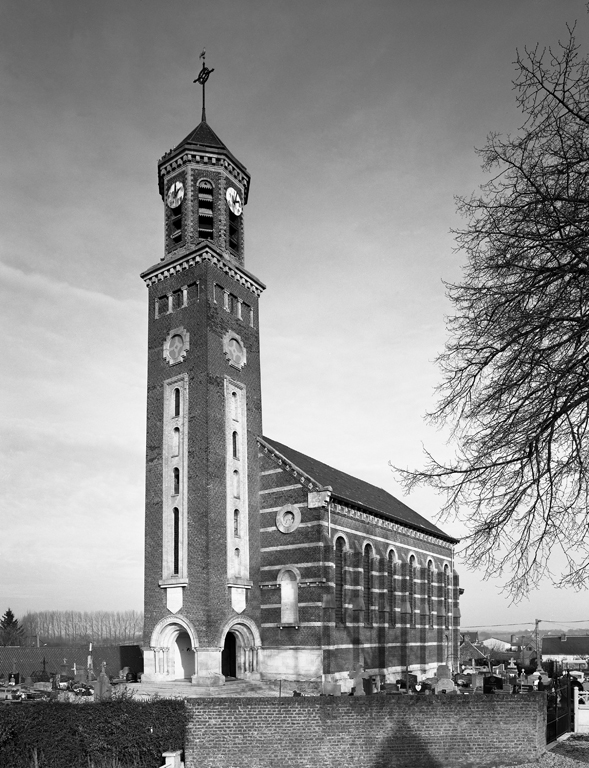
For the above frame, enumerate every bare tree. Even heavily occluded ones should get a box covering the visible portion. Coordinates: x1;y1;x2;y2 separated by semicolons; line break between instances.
396;23;589;599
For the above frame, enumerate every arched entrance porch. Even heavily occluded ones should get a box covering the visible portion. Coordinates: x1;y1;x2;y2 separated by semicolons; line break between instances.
143;616;198;682
219;617;262;681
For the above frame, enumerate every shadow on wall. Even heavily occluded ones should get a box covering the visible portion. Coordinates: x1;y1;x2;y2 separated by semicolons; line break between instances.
372;724;444;768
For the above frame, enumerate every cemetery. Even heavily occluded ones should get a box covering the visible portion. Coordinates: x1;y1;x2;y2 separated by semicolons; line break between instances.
0;656;571;767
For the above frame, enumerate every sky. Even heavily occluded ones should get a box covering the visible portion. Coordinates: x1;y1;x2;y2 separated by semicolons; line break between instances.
3;0;589;634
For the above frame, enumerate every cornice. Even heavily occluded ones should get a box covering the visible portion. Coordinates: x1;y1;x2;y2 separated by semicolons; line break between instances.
258;437;458;548
258;438;322;492
331;500;456;551
158;149;249;201
141;245;266;297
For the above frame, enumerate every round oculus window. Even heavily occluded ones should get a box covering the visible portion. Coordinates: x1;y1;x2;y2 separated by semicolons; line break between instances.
223;330;247;370
276;504;301;534
163;327;190;366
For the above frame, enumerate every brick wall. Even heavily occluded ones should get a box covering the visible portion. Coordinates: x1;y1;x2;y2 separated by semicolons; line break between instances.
185;694;546;768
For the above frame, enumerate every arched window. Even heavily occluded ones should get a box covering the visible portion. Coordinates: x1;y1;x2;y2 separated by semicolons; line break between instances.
173;388;181;418
409;555;416;625
233;470;240;498
172;427;180;456
228;205;240;253
443;564;450;628
232;431;239;459
231;391;239;421
363;544;373;626
427;560;434;627
279;570;299;625
234;548;240;575
388;551;396;627
234;509;240;537
335;537;345;624
173;507;180;575
198;180;214;240
173;467;180;495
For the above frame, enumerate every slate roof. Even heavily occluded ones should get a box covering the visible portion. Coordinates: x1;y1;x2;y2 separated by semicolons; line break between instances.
542;636;589;656
171;119;249;179
176;120;228;152
261;436;458;544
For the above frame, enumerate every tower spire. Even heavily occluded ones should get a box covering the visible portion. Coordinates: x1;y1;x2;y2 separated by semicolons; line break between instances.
194;49;215;123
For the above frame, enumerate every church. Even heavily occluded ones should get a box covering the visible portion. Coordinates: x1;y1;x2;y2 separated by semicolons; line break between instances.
140;83;460;687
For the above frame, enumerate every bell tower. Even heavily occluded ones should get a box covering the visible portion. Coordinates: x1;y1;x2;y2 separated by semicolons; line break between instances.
141;71;265;684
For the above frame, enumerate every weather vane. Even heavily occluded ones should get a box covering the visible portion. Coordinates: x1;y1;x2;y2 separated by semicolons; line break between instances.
194;49;214;122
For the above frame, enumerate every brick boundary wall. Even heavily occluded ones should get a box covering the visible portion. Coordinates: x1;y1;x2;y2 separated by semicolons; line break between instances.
185;693;546;768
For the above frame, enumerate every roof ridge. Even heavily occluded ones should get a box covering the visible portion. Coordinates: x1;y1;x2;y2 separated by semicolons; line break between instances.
261;435;458;544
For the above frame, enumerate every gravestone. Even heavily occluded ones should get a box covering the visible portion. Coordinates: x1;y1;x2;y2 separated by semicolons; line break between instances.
94;662;112;701
483;674;503;693
435;677;456;694
436;665;452;679
348;663;370;696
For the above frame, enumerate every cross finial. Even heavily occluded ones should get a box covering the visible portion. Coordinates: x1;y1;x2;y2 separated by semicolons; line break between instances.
194;49;215;122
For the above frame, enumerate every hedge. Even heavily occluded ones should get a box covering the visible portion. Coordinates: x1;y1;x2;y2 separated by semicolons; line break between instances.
0;699;186;767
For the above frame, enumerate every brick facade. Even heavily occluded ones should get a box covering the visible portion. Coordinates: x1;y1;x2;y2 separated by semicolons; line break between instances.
141;115;460;686
184;694;547;768
258;439;459;683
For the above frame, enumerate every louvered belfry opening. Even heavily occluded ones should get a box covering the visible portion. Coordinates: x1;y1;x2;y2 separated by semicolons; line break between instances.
228;208;240;252
198;180;214;240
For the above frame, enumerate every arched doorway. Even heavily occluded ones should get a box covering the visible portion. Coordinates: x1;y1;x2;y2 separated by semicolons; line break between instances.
144;615;198;682
219;617;262;681
222;631;237;679
174;631;195;679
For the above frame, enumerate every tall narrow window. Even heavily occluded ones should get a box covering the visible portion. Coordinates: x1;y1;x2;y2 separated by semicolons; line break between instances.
409;555;416;625
335;537;345;624
388;551;396;627
228;208;240;253
173;388;181;418
234;548;240;575
363;544;373;626
168;181;183;241
173;467;180;495
234;509;240;537
443;564;450;628
198;180;214;240
233;469;240;498
232;431;239;459
279;570;299;625
172;427;180;456
173;507;180;575
427;560;434;627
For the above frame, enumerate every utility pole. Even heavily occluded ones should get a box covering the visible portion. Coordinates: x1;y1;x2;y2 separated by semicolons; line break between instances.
535;619;541;670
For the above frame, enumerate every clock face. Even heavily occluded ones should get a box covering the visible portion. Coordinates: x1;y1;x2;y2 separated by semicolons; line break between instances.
226;187;242;216
167;181;185;209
